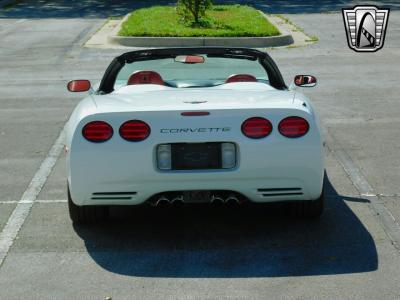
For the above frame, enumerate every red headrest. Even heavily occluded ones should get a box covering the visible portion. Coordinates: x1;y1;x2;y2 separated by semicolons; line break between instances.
127;71;164;85
226;74;258;83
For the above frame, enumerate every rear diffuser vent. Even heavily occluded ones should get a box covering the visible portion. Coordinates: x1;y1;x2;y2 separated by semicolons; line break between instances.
91;192;137;200
257;188;303;197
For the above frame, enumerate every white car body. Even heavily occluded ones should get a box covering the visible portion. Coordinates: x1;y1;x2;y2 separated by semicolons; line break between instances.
66;81;324;206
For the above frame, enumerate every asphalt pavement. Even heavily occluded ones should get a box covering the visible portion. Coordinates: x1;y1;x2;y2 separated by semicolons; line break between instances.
0;2;400;299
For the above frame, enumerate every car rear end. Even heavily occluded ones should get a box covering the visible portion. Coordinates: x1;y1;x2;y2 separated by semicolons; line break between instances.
67;100;324;207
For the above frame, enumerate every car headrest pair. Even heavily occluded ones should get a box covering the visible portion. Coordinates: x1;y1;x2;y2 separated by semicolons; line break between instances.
127;71;258;86
127;71;164;85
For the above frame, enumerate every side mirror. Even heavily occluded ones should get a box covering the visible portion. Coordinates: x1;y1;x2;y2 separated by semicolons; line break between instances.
67;80;91;92
294;75;317;87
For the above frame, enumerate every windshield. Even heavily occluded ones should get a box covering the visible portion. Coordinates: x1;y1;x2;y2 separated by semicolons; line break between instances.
114;56;270;89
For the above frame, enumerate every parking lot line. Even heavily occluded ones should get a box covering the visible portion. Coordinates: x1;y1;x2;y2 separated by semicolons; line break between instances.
325;130;400;251
0;200;68;204
0;128;65;266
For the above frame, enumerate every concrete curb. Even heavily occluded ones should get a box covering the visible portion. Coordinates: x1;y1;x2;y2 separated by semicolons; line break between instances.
109;35;294;47
108;11;294;48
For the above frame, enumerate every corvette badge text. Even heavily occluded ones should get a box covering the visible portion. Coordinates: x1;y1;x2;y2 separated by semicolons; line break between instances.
160;127;231;133
342;5;390;52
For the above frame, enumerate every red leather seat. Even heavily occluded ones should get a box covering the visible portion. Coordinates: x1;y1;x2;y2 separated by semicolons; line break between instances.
225;74;257;83
127;71;164;85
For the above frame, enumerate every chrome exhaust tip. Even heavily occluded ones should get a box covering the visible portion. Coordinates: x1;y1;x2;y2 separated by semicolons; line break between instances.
155;195;171;207
171;195;184;206
225;194;241;205
210;195;225;206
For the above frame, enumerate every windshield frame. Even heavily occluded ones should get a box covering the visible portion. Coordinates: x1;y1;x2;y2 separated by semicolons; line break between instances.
98;47;287;94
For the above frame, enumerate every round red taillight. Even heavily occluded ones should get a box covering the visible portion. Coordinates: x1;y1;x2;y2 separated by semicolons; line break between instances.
278;116;309;138
82;121;113;143
241;117;273;139
119;120;151;142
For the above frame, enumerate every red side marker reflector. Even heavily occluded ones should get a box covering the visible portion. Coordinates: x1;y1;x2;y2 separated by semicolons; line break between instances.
67;80;91;92
181;112;210;116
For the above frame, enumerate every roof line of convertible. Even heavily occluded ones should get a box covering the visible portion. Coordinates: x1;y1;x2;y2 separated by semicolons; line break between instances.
116;47;268;62
97;47;287;93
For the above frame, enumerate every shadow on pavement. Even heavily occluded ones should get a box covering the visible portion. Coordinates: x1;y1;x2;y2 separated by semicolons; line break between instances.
1;0;399;18
74;174;378;278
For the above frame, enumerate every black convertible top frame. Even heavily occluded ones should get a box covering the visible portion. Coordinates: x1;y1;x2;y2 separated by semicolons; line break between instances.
98;47;287;93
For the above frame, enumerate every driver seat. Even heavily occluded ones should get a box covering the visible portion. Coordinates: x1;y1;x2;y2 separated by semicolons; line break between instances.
127;71;164;85
226;74;257;83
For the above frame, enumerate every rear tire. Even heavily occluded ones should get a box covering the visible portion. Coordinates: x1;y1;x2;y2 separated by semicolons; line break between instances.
287;190;324;218
68;185;109;224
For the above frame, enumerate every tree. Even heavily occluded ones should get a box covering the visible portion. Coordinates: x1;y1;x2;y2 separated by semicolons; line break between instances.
177;0;213;25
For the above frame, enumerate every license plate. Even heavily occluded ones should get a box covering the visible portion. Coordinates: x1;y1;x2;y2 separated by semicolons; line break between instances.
171;143;221;170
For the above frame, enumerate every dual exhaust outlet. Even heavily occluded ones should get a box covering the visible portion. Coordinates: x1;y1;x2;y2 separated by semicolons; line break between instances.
154;195;184;207
210;194;242;206
151;193;242;207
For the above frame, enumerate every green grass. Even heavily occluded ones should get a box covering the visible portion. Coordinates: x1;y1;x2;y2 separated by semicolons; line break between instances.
305;35;319;42
119;5;280;37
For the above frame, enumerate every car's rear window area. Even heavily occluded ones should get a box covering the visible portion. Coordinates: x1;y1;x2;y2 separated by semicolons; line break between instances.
115;56;269;89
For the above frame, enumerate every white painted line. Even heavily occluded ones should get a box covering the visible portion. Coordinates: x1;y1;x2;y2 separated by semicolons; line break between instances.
376;193;400;198
325;194;369;199
0;200;67;204
0;129;65;266
36;199;68;203
325;130;400;250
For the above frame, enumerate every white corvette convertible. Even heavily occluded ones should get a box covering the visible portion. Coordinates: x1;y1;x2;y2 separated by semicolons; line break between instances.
66;47;324;224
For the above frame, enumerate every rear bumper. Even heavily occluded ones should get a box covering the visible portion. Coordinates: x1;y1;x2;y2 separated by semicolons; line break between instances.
69;177;323;206
68;138;324;206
